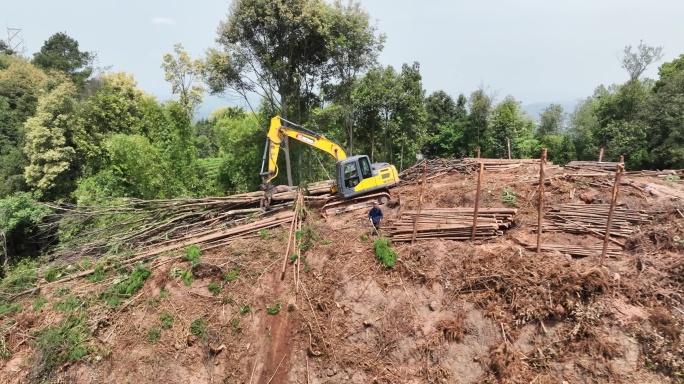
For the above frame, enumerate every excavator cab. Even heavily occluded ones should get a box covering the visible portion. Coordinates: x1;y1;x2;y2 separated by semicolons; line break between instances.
334;155;398;199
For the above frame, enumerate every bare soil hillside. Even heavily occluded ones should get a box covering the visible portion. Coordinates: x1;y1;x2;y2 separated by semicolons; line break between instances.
2;163;684;383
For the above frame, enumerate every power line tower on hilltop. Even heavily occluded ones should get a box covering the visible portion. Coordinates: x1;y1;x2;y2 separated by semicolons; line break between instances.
6;27;27;56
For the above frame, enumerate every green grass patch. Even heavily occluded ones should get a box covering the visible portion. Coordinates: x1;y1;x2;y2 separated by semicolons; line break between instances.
33;296;48;312
0;302;22;316
190;317;208;341
266;302;281;315
53;296;85;313
185;245;202;266
101;264;151;306
0;260;38;295
34;314;90;376
208;282;221;296
170;267;193;286
147;328;161;344
258;229;270;239
159;313;174;329
181;270;193;286
239;305;250;314
86;263;108;283
502;187;518;207
373;237;398;268
44;265;65;283
224;268;239;282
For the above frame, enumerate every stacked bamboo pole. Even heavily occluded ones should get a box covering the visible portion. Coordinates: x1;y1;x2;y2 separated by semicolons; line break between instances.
399;159;477;182
565;161;621;172
540;204;651;240
389;208;517;242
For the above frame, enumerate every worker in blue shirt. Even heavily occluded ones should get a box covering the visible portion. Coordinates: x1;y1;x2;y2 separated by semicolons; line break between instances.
368;202;383;233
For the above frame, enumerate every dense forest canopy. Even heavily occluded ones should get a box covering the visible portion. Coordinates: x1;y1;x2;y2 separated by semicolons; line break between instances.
1;1;684;269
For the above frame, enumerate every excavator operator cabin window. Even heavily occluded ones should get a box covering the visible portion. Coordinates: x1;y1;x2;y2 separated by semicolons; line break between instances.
359;157;372;179
344;162;360;188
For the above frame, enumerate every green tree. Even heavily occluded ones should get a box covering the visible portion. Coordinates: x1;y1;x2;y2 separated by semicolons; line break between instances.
645;55;684;168
0;192;51;274
32;32;95;87
322;0;385;154
619;40;664;82
0;40;15;56
74;72;149;171
206;0;331;114
0;55;65;198
568;97;600;160
465;86;493;155
487;96;536;159
162;43;205;115
537;104;565;136
214;113;263;193
23;82;79;197
423;90;458;158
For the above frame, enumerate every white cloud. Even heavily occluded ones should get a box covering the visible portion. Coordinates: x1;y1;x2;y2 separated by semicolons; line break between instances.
151;17;175;26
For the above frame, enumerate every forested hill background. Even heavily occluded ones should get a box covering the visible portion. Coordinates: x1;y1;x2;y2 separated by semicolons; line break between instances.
1;0;684;271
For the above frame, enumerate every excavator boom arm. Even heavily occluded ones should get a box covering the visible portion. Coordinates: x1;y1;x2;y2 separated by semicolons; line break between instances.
262;116;347;184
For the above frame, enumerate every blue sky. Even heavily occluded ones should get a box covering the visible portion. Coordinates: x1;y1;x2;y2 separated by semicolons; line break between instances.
5;0;684;116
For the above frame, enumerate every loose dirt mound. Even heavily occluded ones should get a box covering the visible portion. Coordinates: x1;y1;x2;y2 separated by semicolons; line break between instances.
2;165;684;383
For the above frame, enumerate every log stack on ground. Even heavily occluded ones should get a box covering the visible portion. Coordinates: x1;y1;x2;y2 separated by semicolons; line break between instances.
389;208;517;242
462;158;553;171
565;161;621;172
399;158;477;182
540;204;652;240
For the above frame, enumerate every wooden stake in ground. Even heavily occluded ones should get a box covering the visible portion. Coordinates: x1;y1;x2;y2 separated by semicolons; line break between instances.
601;164;623;264
507;137;511;160
477;147;481;159
619;154;625;165
281;194;299;280
598;147;604;162
537;149;547;254
411;162;428;244
471;162;484;241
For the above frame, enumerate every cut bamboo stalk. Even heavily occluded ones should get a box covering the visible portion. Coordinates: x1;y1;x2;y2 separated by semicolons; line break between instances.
412;162;428;244
537;149;547;254
602;164;623;264
281;194;299;280
472;162;484;241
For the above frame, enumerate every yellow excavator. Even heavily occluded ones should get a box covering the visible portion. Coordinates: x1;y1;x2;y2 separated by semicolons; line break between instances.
260;116;400;214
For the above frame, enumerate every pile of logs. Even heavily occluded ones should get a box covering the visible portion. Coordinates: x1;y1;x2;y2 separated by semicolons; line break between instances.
540;204;652;245
462;158;552;171
624;169;684;178
399;158;477;182
565;161;620;172
389;208;517;242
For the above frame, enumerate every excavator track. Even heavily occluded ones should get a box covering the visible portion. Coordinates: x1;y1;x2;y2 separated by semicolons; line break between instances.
322;190;391;216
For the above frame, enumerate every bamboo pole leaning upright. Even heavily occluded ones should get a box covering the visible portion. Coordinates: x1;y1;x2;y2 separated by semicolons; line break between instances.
601;164;623;265
598;147;604;162
537;149;548;254
471;162;484;241
411;162;428;244
281;193;299;280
